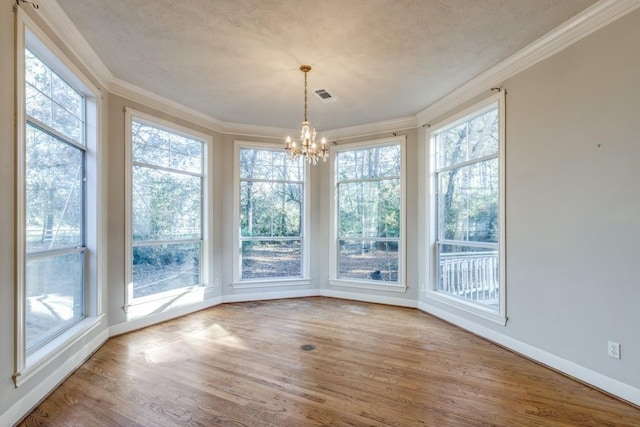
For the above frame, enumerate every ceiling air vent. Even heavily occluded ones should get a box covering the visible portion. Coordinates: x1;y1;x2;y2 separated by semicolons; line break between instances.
314;88;336;103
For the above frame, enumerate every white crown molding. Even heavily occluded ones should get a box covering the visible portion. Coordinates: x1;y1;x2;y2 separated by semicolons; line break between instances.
416;0;640;126
110;78;226;133
221;121;298;139
35;0;113;90
39;0;640;139
111;78;302;138
322;116;419;141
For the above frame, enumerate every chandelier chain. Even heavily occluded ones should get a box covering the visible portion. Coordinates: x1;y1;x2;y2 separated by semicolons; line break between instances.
303;70;308;122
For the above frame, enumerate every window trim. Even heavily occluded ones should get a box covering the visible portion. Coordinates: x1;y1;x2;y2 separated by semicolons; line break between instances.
232;140;311;287
14;8;105;387
329;136;407;292
124;108;212;312
426;92;506;325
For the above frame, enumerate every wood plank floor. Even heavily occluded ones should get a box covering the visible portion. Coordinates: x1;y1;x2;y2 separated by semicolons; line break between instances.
20;297;640;426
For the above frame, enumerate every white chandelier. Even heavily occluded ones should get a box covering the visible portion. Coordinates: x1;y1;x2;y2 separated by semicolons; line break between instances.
285;65;328;165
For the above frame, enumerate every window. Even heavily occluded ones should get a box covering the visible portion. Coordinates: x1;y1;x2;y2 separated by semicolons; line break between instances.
331;137;405;290
23;48;86;352
429;93;505;323
125;110;209;305
16;12;103;386
233;142;308;285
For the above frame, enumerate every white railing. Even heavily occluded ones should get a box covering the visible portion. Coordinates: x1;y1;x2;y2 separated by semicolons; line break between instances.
439;251;499;304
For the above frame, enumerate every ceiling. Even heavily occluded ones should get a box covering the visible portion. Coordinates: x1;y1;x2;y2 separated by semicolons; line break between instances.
56;0;598;131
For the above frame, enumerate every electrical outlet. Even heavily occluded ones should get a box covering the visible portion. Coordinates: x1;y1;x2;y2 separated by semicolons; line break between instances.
214;277;219;287
608;341;621;359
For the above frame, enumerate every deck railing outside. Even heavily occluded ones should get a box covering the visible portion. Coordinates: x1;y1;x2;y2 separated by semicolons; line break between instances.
439;250;499;305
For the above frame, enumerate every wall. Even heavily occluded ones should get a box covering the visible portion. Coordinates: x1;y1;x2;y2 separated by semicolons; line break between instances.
106;94;230;328
2;1;640;423
0;0;17;419
420;8;640;399
0;1;110;423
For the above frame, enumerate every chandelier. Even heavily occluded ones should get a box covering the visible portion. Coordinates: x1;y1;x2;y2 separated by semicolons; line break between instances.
285;65;328;165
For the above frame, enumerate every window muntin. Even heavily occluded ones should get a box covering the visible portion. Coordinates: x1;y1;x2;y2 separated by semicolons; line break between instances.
335;142;403;284
130;119;205;300
24;48;86;353
432;100;502;312
25;49;84;145
238;147;305;280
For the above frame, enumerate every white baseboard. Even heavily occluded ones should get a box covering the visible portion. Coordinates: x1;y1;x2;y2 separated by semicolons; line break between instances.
8;292;635;427
322;289;418;308
221;289;320;303
1;328;109;427
418;301;640;407
109;297;223;337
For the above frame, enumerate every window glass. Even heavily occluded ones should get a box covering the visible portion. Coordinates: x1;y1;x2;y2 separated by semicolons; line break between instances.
23;48;87;354
432;101;501;311
25;124;83;252
132;121;203;174
437;159;498;243
130;118;205;299
25;49;83;144
26;252;84;350
238;146;304;280
335;143;402;283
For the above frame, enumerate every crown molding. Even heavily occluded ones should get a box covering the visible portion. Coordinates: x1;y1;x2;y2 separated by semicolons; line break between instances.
416;0;640;126
40;0;639;139
110;77;416;139
220;122;298;139
35;0;113;90
111;77;300;138
109;77;226;133
322;116;418;141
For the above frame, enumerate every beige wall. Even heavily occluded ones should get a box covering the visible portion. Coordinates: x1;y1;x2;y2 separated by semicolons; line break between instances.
0;1;110;420
0;0;17;417
420;8;640;389
2;1;640;422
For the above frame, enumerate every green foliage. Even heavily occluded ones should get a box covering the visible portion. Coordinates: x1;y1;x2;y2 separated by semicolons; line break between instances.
240;148;303;238
436;107;499;244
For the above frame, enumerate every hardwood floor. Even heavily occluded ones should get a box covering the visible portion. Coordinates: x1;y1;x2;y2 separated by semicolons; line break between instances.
20;297;640;426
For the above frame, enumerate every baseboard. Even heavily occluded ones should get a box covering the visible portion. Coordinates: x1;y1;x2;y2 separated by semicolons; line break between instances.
322;289;418;308
1;329;109;427
221;289;320;303
109;296;223;337
9;292;635;427
418;301;640;407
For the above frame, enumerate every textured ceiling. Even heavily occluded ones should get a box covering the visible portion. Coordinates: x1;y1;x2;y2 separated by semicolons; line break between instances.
56;0;597;131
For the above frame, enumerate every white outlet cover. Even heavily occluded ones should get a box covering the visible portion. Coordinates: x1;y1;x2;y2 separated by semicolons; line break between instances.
608;341;621;359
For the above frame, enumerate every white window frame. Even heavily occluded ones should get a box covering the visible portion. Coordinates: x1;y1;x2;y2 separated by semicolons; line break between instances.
329;136;407;292
124;108;212;313
232;141;311;288
426;92;506;325
14;8;105;387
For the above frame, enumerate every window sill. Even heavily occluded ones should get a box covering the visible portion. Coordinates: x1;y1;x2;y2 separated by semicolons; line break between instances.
231;278;312;289
425;291;507;325
15;314;105;387
329;279;407;293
